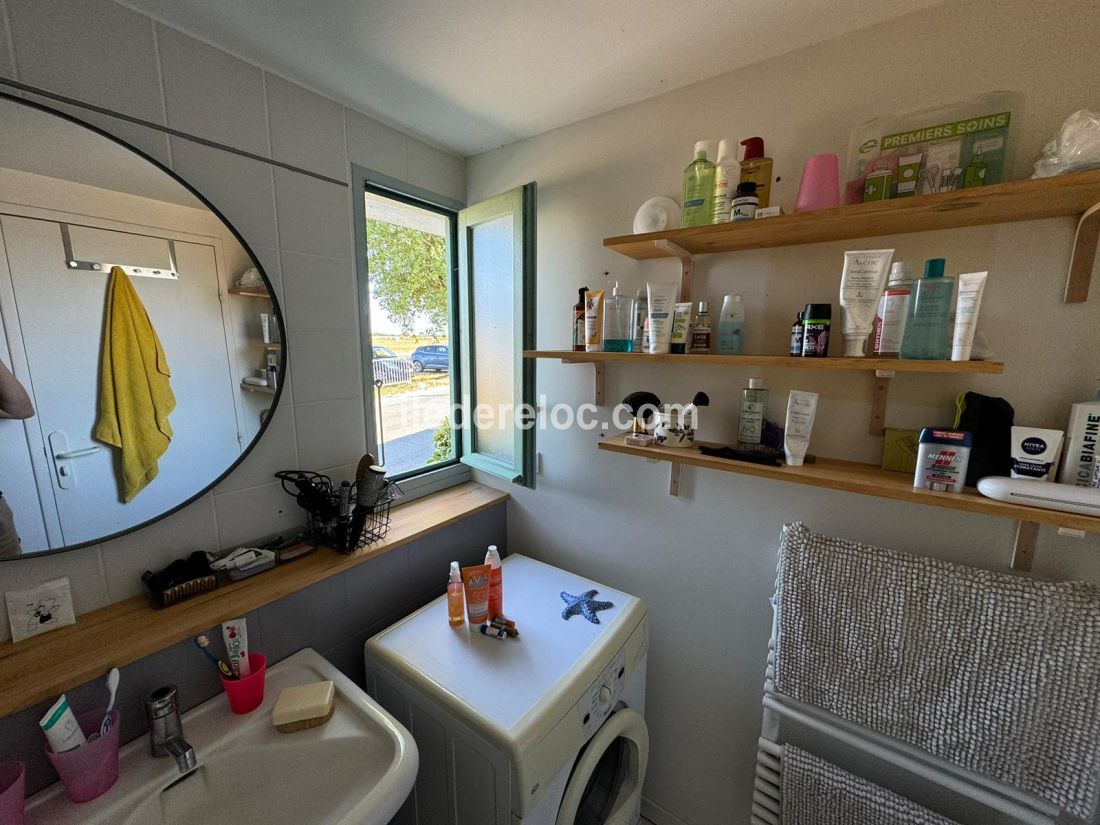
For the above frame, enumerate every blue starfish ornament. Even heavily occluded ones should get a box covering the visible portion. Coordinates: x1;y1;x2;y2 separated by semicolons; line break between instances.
560;590;614;624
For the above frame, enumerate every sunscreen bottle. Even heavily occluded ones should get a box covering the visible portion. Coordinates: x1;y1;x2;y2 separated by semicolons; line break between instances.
485;545;503;619
448;561;464;627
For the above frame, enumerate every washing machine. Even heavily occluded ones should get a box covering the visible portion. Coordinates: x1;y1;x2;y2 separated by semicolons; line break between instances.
364;554;649;825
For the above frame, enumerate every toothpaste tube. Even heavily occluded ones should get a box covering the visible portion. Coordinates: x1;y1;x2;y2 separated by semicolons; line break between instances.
222;618;251;678
39;693;87;753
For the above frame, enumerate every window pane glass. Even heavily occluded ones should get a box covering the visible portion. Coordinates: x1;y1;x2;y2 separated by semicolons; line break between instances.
364;190;455;475
470;214;514;464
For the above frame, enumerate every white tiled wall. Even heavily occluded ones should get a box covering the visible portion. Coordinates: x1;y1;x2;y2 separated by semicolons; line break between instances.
0;0;467;641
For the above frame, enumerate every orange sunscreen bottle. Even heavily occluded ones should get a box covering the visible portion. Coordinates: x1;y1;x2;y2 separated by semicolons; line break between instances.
461;564;491;627
447;561;464;627
485;545;502;619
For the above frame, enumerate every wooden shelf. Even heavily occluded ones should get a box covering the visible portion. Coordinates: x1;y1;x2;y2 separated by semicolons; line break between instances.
524;350;1004;374
604;169;1100;303
525;350;1002;432
227;286;272;298
0;482;508;719
599;434;1098;568
240;380;275;394
264;342;282;351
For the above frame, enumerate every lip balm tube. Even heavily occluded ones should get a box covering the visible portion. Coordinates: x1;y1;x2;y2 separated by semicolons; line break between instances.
479;623;508;640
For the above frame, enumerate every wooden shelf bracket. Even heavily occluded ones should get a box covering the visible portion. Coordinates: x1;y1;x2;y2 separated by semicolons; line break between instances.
562;357;605;405
654;239;694;302
1065;202;1100;303
668;462;682;496
869;370;894;435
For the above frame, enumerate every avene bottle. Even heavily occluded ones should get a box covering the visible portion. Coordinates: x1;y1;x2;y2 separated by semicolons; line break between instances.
682;141;715;228
711;139;740;224
485;545;502;620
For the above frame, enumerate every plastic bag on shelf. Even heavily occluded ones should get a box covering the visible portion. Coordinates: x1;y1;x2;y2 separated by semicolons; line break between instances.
1033;109;1100;178
235;267;264;288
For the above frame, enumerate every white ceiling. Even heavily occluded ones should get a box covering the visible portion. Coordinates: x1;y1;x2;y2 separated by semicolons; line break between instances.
119;0;941;157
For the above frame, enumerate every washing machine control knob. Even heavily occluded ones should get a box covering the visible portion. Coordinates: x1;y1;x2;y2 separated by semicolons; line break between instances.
598;685;612;704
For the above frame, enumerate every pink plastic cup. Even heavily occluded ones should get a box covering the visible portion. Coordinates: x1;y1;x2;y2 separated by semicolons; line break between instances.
221;653;267;714
44;709;120;803
0;761;26;825
795;153;841;213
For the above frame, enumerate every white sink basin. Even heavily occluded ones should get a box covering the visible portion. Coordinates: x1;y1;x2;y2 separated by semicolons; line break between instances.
26;649;418;825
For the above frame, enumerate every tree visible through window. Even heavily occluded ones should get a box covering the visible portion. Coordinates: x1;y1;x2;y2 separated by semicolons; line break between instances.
363;189;457;477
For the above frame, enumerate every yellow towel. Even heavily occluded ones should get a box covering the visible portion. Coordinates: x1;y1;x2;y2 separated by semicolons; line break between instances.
94;267;175;502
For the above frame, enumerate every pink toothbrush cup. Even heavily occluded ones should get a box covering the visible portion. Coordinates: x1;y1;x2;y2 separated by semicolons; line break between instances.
0;761;26;825
795;153;841;213
44;709;120;803
221;653;266;714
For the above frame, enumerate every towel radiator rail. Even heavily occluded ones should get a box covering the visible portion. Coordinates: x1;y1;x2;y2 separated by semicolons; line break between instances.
59;222;179;280
756;692;1061;825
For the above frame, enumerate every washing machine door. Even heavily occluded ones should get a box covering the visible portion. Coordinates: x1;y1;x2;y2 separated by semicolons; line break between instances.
556;707;649;825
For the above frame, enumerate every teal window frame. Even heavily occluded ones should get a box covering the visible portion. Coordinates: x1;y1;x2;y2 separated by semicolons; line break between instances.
456;183;537;488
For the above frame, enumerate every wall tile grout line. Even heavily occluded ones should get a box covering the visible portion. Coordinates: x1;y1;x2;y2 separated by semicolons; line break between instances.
0;75;348;188
148;18;172;168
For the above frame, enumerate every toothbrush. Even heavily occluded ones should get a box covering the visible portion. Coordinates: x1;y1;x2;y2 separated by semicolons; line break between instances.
99;667;120;736
194;635;234;678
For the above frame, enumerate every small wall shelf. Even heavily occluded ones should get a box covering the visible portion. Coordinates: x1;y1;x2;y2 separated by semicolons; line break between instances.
227;286;272;298
523;350;1003;433
603;168;1100;303
599;434;1096;570
240;381;275;395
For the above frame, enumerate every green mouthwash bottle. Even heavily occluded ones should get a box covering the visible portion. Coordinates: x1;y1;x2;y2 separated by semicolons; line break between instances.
681;141;715;228
900;258;954;360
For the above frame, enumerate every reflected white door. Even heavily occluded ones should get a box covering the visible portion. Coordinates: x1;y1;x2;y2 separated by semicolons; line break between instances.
0;215;241;548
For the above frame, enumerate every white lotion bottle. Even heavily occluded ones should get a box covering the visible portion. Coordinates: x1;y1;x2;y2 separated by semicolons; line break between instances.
711;139;741;224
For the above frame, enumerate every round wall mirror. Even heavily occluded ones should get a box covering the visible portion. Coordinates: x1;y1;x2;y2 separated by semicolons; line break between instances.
0;93;286;559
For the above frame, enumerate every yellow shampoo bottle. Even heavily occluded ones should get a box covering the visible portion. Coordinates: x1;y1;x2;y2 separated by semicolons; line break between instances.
739;137;773;209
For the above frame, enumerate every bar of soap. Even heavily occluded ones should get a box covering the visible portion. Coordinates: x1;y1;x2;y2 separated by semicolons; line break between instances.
272;680;335;733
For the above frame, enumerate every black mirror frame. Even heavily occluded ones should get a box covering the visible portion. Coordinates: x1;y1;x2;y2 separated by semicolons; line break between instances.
0;90;289;561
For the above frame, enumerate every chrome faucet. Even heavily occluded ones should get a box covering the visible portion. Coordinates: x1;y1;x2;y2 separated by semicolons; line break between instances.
145;685;197;773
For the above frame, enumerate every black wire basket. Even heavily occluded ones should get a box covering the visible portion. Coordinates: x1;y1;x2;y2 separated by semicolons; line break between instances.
275;470;402;554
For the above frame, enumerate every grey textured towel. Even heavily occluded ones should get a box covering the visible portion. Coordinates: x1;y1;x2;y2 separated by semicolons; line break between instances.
781;745;962;825
774;523;1100;819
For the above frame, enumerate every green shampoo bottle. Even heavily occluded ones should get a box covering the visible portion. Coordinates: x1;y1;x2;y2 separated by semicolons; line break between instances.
682;141;715;228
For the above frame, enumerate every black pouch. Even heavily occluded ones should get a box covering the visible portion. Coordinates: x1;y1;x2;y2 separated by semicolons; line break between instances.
954;391;1015;486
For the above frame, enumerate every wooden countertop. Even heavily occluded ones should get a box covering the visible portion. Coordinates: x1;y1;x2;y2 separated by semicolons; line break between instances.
0;481;508;719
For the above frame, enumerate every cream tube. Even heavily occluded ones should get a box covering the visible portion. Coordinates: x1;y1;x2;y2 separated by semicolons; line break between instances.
670;302;693;354
222;618;251;677
951;271;988;361
839;249;894;356
584;289;604;352
40;693;86;753
646;282;677;354
783;390;818;466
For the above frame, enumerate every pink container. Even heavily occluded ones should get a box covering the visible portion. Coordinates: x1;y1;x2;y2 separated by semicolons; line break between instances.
795;152;841;213
221;653;266;714
0;761;26;825
44;709;119;803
